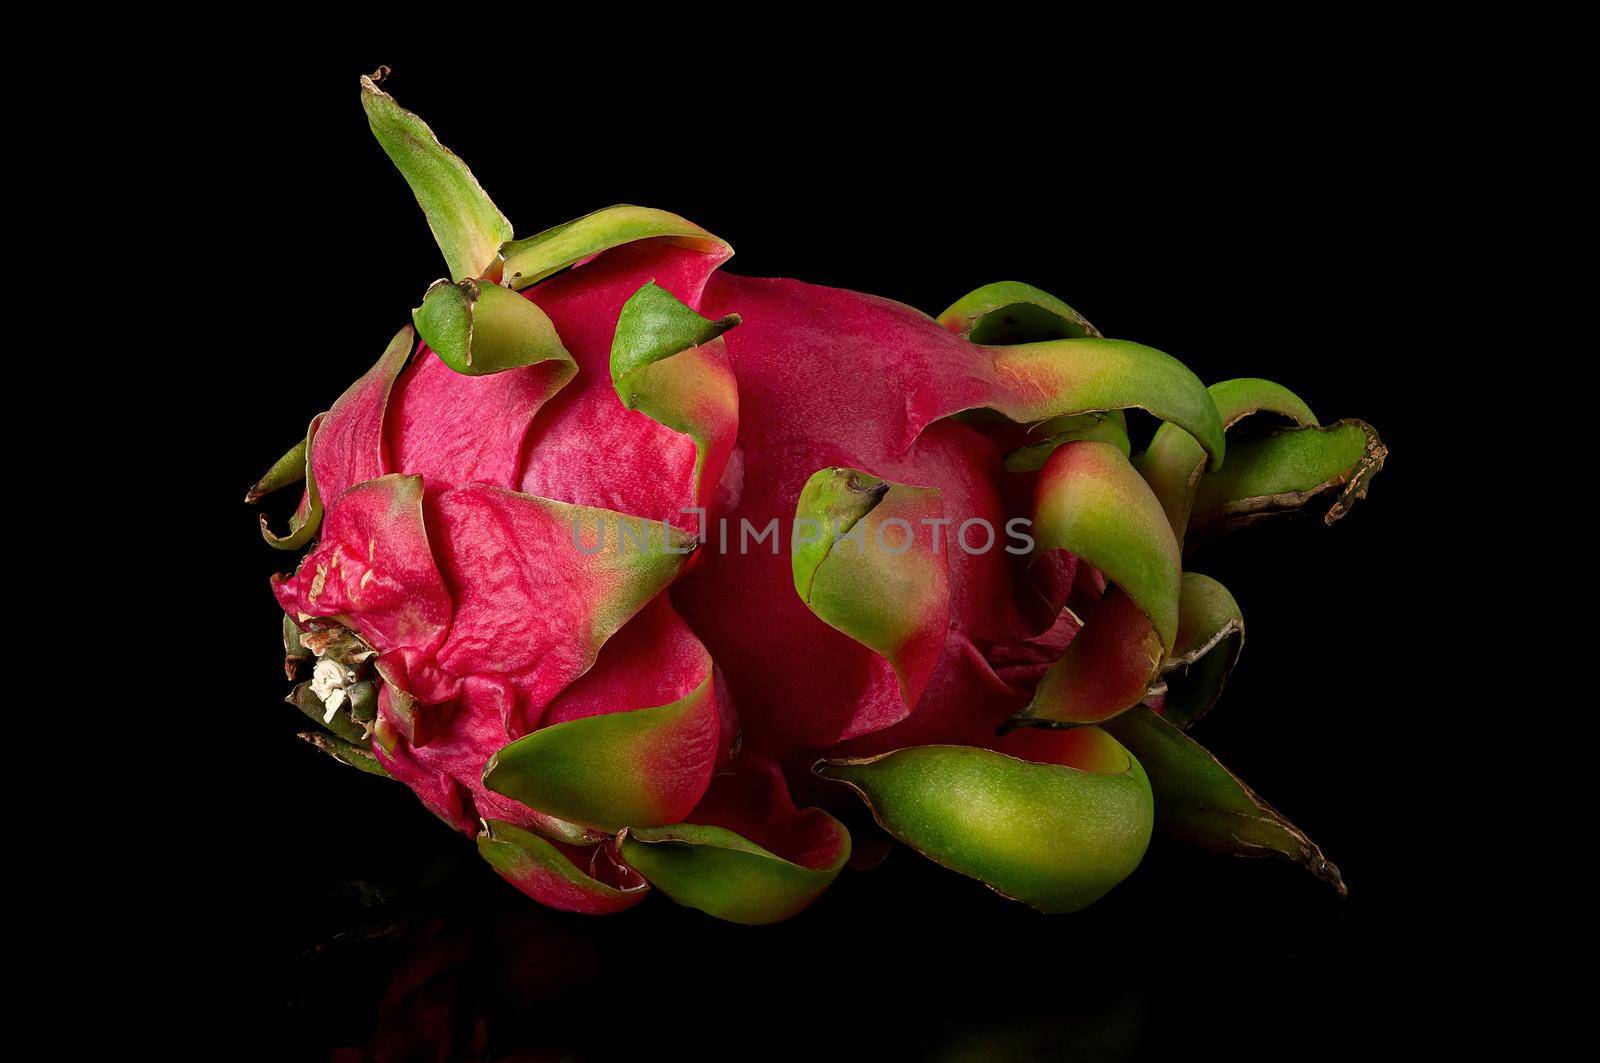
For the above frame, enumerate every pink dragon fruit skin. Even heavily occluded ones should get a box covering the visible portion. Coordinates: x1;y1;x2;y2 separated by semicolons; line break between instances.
258;71;1382;923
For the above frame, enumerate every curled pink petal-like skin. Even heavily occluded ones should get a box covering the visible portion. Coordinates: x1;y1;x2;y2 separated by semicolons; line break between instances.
392;677;535;830
275;238;1100;913
311;331;412;507
387;351;567;497
674;274;1060;753
373;688;474;834
514;240;732;524
273;474;451;660
540;597;711;728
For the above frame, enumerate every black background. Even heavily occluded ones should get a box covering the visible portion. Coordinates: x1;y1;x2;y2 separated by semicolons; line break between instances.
191;53;1443;1060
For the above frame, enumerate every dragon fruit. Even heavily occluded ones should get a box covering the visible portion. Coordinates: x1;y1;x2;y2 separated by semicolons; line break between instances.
254;70;1385;924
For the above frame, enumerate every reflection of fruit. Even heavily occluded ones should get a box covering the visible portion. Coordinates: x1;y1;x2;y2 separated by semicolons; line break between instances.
336;902;1147;1061
256;69;1383;922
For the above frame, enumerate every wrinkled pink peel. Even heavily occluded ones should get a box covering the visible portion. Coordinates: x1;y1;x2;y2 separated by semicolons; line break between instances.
274;240;1145;913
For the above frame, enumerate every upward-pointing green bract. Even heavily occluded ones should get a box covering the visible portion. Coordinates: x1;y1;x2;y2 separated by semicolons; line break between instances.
361;71;513;282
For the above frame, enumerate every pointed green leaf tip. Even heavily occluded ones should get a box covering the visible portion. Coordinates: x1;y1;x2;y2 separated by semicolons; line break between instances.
483;676;716;833
610;281;739;406
604;282;741;515
987;339;1227;472
1137;377;1320;540
939;281;1224;470
412;278;576;378
298;732;390;777
1032;441;1182;649
790;464;947;672
361;69;512;282
498;205;729;291
791;467;951;713
938;280;1102;344
1189;419;1386;538
790;467;889;601
620;819;850;925
245;439;306;505
249;415;324;550
1103;707;1344;893
816;738;1152;913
